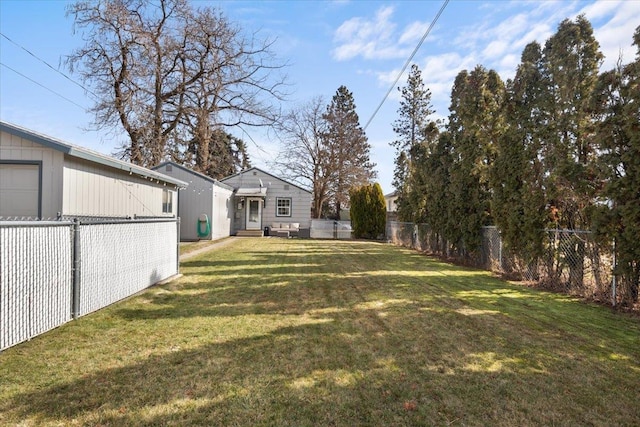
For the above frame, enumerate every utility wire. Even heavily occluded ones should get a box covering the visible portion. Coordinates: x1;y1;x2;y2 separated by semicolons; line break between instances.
0;31;98;98
1;62;88;111
363;0;449;131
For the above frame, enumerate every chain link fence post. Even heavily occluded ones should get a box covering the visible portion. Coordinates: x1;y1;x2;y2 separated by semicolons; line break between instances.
176;217;181;274
71;218;81;320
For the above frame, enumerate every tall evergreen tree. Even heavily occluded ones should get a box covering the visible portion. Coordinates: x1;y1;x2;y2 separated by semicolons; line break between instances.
491;42;547;266
542;15;603;287
350;183;386;239
423;131;456;251
592;26;640;304
390;64;439;222
187;129;250;179
447;66;506;254
542;15;603;230
323;86;377;218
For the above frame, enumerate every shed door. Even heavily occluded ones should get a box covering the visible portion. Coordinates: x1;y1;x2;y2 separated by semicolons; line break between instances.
0;163;40;218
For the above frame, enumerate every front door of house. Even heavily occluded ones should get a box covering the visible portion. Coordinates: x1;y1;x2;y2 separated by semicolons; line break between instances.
246;198;262;230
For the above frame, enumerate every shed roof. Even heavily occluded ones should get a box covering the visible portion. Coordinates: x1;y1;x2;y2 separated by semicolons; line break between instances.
1;121;187;188
153;161;234;190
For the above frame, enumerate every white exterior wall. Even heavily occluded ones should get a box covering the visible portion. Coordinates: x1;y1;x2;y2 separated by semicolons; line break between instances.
210;185;233;239
385;195;398;212
154;163;233;241
223;169;312;233
62;157;176;218
0;130;64;219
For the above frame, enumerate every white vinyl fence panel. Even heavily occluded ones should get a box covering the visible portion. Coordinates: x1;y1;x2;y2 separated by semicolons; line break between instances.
77;220;178;316
0;222;73;351
310;219;353;239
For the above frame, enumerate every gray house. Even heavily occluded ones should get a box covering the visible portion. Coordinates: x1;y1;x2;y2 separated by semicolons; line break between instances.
0;121;186;220
221;167;312;237
153;164;312;239
153;161;234;241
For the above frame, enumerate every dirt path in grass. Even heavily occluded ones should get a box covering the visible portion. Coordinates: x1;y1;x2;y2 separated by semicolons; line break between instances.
179;237;240;261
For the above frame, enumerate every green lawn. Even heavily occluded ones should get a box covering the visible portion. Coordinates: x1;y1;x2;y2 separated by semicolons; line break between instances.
1;238;638;426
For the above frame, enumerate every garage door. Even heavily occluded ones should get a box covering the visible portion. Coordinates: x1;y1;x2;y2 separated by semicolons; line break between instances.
0;163;40;218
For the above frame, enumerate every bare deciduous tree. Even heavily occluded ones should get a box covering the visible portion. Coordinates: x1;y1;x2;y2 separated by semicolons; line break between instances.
275;97;332;218
66;0;287;171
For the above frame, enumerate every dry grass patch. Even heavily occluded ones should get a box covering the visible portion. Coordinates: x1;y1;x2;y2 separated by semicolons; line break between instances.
1;238;638;426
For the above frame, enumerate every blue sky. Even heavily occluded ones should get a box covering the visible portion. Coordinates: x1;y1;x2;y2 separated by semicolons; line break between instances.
1;0;639;193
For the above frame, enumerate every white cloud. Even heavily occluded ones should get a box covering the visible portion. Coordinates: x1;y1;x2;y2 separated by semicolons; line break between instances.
482;40;510;59
399;21;429;45
331;5;436;61
332;6;398;60
583;0;640;69
512;23;554;51
579;0;623;20
421;52;476;84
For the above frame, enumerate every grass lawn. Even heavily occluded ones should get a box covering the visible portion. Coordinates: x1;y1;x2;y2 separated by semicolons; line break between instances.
1;238;638;426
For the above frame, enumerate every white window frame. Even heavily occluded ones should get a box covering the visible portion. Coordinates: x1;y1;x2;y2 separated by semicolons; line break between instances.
162;189;174;214
276;197;292;217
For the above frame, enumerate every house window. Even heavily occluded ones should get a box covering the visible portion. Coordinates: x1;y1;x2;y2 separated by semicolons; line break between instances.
276;197;291;217
162;189;173;213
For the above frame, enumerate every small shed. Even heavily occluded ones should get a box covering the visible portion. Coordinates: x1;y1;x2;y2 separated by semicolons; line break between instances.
153;161;234;241
0;121;186;220
221;167;312;236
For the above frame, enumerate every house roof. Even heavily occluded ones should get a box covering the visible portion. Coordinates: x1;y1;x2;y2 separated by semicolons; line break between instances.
384;191;398;198
1;121;187;188
221;167;312;194
153;161;234;191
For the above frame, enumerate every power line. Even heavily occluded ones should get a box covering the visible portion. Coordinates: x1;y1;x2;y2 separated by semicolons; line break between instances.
363;0;450;131
0;31;98;98
0;62;88;111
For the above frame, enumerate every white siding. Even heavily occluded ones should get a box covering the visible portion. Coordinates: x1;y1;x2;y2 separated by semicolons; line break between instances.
222;169;312;232
62;157;174;218
0;130;64;219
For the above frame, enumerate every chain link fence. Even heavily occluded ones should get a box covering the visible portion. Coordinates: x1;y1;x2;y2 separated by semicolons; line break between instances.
76;219;179;317
0;221;73;351
1;218;179;351
387;221;617;306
